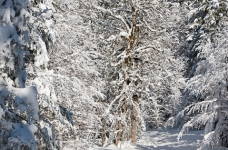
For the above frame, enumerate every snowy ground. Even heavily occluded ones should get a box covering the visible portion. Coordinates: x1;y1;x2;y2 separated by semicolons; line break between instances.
91;128;204;150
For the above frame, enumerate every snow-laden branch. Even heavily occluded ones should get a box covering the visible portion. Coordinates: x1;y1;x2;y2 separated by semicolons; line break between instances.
94;6;130;33
135;45;163;53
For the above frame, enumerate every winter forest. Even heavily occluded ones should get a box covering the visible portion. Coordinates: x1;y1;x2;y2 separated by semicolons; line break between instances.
0;0;228;149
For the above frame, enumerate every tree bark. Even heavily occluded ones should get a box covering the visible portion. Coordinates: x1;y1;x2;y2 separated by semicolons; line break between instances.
131;105;137;143
115;0;138;145
114;120;122;146
129;0;138;143
131;95;138;143
101;120;106;146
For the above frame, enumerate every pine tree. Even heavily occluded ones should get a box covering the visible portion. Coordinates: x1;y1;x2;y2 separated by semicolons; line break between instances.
168;0;228;149
0;0;58;149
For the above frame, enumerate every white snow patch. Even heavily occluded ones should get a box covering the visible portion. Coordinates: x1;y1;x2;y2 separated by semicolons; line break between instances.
8;123;37;150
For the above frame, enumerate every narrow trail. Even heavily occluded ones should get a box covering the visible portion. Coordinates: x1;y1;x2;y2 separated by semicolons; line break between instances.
91;129;204;150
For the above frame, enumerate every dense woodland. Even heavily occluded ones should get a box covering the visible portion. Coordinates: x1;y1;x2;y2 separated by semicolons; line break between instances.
0;0;228;149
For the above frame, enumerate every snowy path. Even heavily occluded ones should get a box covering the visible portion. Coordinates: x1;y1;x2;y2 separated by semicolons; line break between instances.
91;129;204;150
135;129;203;150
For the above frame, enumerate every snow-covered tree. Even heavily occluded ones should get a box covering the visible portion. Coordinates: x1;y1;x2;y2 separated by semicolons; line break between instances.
46;0;106;149
0;0;58;149
167;0;228;149
89;0;185;146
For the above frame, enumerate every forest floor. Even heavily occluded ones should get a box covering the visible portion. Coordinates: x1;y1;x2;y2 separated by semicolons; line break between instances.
91;128;204;150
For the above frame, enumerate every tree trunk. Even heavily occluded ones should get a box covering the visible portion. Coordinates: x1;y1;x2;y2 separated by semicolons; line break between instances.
114;0;138;145
101;121;106;147
114;120;122;146
131;95;138;143
129;0;138;143
114;101;126;146
131;105;137;143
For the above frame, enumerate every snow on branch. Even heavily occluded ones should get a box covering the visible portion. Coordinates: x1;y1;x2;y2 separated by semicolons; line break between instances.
94;6;130;32
166;99;217;128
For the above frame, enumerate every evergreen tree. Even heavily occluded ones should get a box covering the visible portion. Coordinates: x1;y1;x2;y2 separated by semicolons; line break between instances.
168;0;228;149
0;0;58;149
